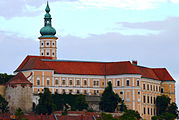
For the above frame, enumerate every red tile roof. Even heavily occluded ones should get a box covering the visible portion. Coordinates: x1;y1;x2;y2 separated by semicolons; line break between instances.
6;72;32;85
15;56;174;81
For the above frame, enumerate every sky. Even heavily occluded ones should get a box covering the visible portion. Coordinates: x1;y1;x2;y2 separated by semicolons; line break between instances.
0;0;179;105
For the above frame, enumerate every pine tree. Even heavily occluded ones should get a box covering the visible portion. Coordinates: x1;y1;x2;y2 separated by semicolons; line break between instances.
99;82;121;112
36;88;56;115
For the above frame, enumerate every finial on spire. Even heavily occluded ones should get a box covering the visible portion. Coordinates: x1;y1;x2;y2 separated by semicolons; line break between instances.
45;1;50;13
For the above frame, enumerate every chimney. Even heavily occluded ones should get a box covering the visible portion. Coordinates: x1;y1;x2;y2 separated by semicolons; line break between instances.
132;60;137;65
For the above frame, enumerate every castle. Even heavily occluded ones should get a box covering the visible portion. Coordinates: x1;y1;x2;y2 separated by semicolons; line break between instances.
4;2;175;120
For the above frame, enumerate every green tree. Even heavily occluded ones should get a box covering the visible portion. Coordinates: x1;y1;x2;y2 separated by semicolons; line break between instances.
120;110;141;120
0;73;14;84
36;88;56;115
97;113;118;120
0;95;9;113
75;95;88;111
99;82;121;112
156;95;170;115
119;100;127;112
168;102;178;118
15;108;28;120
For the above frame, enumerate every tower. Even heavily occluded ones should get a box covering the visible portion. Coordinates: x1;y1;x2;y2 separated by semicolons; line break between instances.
39;2;58;59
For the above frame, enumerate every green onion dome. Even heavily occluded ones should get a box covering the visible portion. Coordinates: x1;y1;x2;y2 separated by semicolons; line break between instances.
39;2;57;38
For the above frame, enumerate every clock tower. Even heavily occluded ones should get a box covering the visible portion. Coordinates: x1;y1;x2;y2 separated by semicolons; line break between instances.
39;2;58;59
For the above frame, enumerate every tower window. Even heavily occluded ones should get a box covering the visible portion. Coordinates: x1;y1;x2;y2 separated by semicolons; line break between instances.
46;42;49;46
46;52;49;55
52;43;55;46
52;52;55;56
41;53;44;56
41;43;44;46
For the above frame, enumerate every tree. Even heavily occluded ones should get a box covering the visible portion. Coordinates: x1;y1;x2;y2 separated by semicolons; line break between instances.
75;95;88;111
36;88;56;115
0;95;9;113
156;95;170;115
152;112;176;120
99;82;121;112
119;100;127;112
120;110;141;120
168;102;178;118
97;113;118;120
0;73;14;84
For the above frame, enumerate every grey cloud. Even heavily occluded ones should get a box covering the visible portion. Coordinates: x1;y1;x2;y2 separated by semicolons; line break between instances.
118;17;179;31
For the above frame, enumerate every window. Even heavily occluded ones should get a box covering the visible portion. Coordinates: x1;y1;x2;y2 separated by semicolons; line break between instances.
143;96;146;103
84;80;87;85
154;108;156;115
37;78;40;85
47;78;50;86
46;52;49;55
37;89;40;93
138;91;140;94
144;107;146;114
46;42;49;46
143;84;145;90
76;80;80;85
62;89;65;94
151;108;153;115
147;84;149;90
94;90;99;95
77;90;80;94
154;97;156;104
55;89;58;93
156;86;158;92
52;52;55;56
148;108;150;115
126;80;130;86
41;53;44;56
161;88;164;93
62;79;66;85
41;42;44;46
147;96;149;103
153;85;155;91
69;80;73;85
151;96;153;104
151;85;152;91
93;80;99;86
120;91;123;94
84;90;87;94
137;80;139;86
69;89;73;94
55;78;58;85
52;42;55;46
117;80;120;86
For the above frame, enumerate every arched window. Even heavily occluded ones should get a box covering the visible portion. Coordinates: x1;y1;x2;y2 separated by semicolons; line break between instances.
117;80;120;86
126;79;130;86
37;77;40;85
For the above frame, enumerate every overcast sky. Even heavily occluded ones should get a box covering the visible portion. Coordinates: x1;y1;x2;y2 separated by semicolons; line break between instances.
0;0;179;105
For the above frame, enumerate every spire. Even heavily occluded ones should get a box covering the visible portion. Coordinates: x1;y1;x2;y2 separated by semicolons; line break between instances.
45;1;50;13
39;1;57;38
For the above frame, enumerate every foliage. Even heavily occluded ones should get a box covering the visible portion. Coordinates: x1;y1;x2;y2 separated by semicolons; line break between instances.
156;95;170;115
99;82;121;112
52;93;88;111
96;113;118;120
0;73;14;84
119;100;127;112
120;110;141;120
152;112;176;120
15;108;28;120
168;102;178;118
36;88;56;115
0;95;9;113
